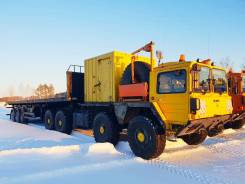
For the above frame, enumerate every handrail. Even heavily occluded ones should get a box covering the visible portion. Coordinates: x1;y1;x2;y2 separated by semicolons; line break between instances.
67;65;84;73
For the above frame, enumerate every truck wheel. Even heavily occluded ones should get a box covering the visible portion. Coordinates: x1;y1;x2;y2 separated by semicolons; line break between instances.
19;108;26;124
44;110;55;130
182;128;207;145
208;124;224;137
54;110;72;134
15;109;21;123
232;119;245;129
93;112;119;145
120;62;150;85
128;116;166;159
10;110;16;122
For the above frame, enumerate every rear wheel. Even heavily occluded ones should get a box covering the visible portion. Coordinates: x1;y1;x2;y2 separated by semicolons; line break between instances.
182;128;208;145
93;112;119;145
44;110;55;130
54;110;72;134
10;109;16;122
232;119;245;129
208;124;224;137
19;108;26;124
15;109;21;123
128;116;166;160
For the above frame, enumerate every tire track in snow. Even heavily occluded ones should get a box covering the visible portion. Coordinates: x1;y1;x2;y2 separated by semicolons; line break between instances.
117;149;233;184
0;158;134;184
204;130;245;158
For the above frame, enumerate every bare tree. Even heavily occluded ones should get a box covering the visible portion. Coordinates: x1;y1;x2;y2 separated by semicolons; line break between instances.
241;58;245;70
35;84;55;99
219;57;233;72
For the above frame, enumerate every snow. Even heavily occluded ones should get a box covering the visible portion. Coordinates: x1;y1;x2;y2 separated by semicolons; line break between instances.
0;106;244;184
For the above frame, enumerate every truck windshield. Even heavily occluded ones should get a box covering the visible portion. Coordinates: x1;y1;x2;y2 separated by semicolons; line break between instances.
213;69;227;93
242;75;245;93
192;66;210;93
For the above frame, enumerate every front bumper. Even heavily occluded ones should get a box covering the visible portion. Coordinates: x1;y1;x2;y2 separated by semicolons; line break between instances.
177;114;231;137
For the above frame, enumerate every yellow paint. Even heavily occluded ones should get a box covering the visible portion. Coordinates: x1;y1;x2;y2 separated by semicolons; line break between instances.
150;60;232;130
84;51;155;102
137;132;145;143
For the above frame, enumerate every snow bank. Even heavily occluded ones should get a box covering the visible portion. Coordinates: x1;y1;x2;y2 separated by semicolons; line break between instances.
0;106;244;184
87;143;119;155
0;145;81;157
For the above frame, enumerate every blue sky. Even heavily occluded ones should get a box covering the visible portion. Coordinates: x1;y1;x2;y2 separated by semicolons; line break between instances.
0;0;244;96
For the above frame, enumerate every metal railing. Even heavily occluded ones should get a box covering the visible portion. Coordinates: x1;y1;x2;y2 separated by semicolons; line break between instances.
67;65;84;73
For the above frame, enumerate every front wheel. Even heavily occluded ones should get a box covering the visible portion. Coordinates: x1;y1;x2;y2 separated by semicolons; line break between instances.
182;128;208;145
128;116;166;160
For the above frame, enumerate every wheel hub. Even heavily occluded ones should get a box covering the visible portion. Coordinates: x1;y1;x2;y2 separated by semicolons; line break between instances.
47;119;51;124
99;126;105;134
58;120;63;127
137;132;145;143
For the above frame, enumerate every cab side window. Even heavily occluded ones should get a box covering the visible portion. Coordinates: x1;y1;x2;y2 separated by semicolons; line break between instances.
157;70;187;94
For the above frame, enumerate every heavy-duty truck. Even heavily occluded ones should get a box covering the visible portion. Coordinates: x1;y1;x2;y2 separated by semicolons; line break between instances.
226;70;245;129
8;42;233;159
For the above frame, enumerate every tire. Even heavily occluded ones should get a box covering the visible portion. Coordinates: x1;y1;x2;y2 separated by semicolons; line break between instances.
19;108;26;124
128;116;166;160
208;124;224;137
232;119;245;129
182;128;208;145
93;112;119;145
44;110;55;130
54;110;72;134
120;62;150;85
15;109;21;123
10;109;16;122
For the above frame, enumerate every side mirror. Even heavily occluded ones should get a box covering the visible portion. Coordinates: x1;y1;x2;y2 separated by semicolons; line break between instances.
156;50;163;65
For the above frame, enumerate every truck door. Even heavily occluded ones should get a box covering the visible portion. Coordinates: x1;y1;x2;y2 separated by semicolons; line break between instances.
191;65;216;118
150;69;189;125
212;69;233;115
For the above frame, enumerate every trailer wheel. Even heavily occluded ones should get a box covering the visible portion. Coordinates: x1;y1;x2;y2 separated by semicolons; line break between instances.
120;62;150;85
128;116;166;159
93;112;119;145
54;110;72;134
232;119;245;129
182;128;207;145
44;110;55;130
19;108;26;124
10;109;16;122
15;109;21;123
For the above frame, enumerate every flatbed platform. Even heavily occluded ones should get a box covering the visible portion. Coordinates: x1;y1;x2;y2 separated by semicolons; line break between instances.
8;97;73;106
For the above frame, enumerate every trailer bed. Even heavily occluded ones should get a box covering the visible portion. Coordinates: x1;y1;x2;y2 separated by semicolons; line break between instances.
8;97;71;106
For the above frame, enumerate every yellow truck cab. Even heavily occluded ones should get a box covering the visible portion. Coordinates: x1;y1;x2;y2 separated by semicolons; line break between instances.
150;59;232;140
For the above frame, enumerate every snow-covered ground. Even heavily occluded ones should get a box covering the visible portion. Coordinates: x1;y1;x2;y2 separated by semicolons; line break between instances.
0;105;244;184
